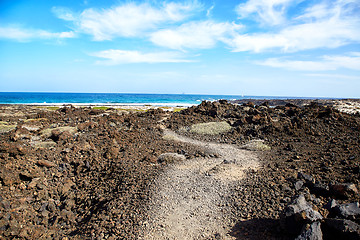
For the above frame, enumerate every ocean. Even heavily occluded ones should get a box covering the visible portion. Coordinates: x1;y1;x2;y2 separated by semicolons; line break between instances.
0;92;308;106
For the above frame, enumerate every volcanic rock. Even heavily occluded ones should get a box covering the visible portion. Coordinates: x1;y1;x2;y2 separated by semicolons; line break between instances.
295;221;322;240
323;219;360;240
330;183;359;199
283;195;323;234
331;202;360;219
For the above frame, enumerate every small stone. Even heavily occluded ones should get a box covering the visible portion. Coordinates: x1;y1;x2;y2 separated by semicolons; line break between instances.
0;200;11;210
280;184;292;192
18;182;26;190
281;197;291;203
223;159;231;164
0;219;9;231
324;199;338;210
39;202;48;213
28;178;41;189
295;181;304;191
37;160;56;168
298;172;315;184
47;201;56;212
59;179;75;195
310;195;321;205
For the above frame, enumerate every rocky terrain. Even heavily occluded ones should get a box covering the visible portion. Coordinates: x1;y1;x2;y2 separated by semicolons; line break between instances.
0;100;359;239
166;100;360;239
0;106;202;239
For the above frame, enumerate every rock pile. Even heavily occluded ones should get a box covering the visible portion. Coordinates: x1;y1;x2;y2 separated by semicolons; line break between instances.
283;171;360;239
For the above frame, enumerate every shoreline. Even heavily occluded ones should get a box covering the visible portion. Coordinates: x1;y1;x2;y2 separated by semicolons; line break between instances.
0;103;195;112
0;97;359;105
0;98;359;113
0;102;196;107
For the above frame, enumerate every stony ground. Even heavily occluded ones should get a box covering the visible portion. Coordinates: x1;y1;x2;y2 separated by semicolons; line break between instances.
0;106;202;239
165;99;360;239
141;129;259;239
0;100;359;239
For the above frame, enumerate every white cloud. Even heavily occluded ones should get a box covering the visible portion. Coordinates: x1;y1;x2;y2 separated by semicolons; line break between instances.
257;52;360;71
150;20;242;50
52;7;76;21
230;18;360;52
296;0;359;21
305;73;360;80
257;58;336;71
90;49;193;64
206;5;215;17
58;2;200;41
235;0;296;26
0;26;75;41
48;0;359;54
230;0;360;52
228;33;287;53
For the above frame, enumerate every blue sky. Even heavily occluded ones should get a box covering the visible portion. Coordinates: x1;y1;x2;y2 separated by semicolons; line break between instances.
0;0;359;97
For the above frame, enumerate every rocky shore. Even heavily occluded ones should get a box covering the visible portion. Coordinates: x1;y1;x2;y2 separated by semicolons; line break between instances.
0;99;359;239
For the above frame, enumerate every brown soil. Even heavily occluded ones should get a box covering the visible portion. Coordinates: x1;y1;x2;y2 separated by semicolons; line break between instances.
0;100;359;239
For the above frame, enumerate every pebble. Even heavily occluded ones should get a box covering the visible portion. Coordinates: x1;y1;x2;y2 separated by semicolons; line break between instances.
37;160;56;168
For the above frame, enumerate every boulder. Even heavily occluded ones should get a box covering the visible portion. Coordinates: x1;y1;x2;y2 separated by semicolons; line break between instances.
323;219;360;240
330;183;359;199
157;153;186;164
283;195;323;234
240;139;271;151
295;222;322;240
331;202;360;219
298;172;315;185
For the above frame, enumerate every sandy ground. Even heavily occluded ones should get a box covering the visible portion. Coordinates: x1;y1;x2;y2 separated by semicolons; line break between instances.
22;103;192;112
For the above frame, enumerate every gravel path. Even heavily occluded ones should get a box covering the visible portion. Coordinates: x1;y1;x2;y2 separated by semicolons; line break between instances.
140;129;260;240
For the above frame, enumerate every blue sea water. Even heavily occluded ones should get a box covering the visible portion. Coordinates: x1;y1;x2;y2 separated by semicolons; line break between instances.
0;92;309;106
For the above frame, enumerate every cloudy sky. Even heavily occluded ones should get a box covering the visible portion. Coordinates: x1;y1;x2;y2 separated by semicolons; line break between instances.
1;0;359;97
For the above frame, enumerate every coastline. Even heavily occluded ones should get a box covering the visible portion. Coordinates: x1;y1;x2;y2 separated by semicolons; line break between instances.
18;102;195;107
0;102;196;112
1;97;359;114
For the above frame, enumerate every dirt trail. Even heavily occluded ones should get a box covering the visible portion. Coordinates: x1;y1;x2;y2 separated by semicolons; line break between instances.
140;128;260;240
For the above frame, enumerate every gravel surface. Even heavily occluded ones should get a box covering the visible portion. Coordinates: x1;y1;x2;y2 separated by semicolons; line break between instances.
141;129;259;239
